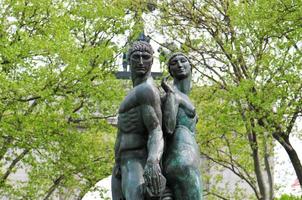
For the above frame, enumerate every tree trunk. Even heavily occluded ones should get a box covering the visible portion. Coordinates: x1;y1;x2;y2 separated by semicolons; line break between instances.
248;131;268;200
274;134;302;190
263;133;274;200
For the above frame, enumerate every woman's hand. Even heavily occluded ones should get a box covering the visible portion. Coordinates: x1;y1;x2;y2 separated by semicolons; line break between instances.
161;76;174;93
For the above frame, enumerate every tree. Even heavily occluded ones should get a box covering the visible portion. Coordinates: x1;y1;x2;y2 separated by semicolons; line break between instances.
0;0;135;199
149;0;302;199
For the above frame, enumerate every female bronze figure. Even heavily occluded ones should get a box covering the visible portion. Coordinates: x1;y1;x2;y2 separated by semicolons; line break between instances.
161;53;203;200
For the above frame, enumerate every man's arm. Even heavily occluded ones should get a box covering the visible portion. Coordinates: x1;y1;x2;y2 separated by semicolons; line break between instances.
113;130;122;178
136;84;164;163
138;85;165;196
141;104;163;164
141;104;165;196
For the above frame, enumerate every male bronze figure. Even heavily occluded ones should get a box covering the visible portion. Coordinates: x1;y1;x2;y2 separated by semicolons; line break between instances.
112;41;165;200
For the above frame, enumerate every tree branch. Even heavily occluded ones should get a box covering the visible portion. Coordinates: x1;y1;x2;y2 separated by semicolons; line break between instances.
0;149;29;183
43;175;65;200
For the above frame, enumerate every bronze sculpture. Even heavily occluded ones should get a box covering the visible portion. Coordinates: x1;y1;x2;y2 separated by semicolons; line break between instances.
112;41;166;200
112;41;202;199
161;53;202;200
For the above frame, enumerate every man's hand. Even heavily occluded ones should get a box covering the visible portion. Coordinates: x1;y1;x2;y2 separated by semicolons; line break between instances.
143;161;166;197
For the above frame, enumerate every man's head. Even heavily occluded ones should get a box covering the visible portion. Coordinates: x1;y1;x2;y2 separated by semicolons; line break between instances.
128;41;154;77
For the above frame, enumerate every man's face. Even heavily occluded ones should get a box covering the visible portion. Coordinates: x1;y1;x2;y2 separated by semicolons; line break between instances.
130;51;153;76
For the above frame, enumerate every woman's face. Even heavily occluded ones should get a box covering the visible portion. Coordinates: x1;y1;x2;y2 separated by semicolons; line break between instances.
169;55;191;80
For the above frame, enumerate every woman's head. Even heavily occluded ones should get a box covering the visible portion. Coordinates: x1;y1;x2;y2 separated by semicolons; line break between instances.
167;52;192;80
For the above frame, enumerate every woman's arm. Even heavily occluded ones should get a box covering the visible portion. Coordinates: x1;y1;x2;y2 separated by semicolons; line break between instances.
162;77;179;135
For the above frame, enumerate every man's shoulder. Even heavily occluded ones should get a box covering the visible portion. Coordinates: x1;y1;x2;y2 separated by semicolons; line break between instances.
134;82;160;105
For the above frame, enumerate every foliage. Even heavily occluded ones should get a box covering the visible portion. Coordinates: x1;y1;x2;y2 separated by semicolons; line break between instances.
191;85;260;200
0;0;134;199
277;194;302;200
150;0;302;199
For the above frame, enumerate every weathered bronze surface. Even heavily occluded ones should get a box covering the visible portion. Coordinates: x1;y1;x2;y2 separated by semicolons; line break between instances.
161;53;203;200
112;41;165;200
112;43;202;199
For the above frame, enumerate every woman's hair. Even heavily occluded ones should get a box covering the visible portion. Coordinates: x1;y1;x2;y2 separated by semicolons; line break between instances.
167;52;192;77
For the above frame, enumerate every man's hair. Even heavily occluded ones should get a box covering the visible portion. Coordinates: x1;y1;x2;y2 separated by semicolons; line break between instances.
128;41;154;58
